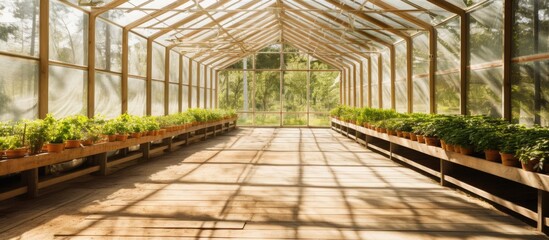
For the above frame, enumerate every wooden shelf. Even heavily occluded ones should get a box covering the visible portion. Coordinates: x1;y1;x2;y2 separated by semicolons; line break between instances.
331;118;549;232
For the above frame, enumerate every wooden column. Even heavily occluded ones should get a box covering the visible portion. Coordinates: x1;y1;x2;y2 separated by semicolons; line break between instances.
502;0;512;120
146;39;153;115
390;45;396;110
203;65;207;108
121;29;129;114
406;38;413;113
188;59;193;109
429;28;437;114
215;70;219;108
197;63;201;108
378;54;383;109
352;64;357;107
23;168;39;198
38;0;49;118
367;57;372;107
359;60;364;107
178;55;183;112
460;15;469;116
164;48;170;115
87;14;97;118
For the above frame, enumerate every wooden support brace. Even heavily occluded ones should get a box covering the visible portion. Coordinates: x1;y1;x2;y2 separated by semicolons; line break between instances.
96;152;108;176
538;190;549;233
140;142;151;161
163;137;173;152
185;132;190;146
440;158;446;186
23;168;39;198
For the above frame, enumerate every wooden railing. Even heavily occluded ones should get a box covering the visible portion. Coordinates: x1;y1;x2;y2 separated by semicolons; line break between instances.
0;118;238;201
331;118;549;234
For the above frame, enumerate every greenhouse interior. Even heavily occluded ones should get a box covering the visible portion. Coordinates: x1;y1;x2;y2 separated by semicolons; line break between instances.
1;0;549;239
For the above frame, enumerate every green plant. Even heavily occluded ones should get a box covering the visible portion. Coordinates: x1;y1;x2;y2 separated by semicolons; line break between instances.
3;135;24;150
61;115;88;140
102;121;117;136
25;119;49;154
516;139;549;171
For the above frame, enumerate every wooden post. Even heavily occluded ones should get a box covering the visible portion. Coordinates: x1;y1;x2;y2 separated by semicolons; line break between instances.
429;28;437;114
146;39;153;115
538;190;549;233
440;158;446;186
88;14;97;118
178;55;183;112
38;0;49;118
460;15;469;116
503;0;512;120
23;168;39;198
140;142;151;161
163;137;173;152
96;152;108;176
390;45;396;110
406;38;413;113
165;48;170;115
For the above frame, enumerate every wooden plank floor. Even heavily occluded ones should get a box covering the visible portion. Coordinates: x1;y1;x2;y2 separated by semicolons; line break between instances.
0;128;546;239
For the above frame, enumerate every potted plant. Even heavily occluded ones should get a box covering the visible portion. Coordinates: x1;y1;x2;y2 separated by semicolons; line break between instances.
114;120;130;141
43;114;67;153
102;121;117;142
62;116;87;148
25;119;49;155
3;135;27;159
516;139;549;172
469;124;503;162
499;125;527;167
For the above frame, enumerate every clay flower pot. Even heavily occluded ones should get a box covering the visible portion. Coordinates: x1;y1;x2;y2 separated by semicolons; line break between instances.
116;134;129;142
402;132;410;138
47;143;65;153
484;149;501;162
417;135;425;144
5;148;28;159
459;146;474;155
521;159;539;172
409;133;418;141
446;144;455;152
82;139;94;146
65;140;82;149
424;137;440;147
440;140;447;150
107;135;117;142
500;153;520;167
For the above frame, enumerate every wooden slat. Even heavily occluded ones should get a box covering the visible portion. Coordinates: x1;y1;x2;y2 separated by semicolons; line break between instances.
37;166;101;189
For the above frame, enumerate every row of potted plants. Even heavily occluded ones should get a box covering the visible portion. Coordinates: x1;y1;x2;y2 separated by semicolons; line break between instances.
330;106;549;173
0;109;237;159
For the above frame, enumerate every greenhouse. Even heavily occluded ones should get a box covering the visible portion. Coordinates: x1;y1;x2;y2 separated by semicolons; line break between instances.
1;0;549;239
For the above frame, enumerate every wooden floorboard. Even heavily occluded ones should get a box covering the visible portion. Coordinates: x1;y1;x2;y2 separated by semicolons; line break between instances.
0;128;546;239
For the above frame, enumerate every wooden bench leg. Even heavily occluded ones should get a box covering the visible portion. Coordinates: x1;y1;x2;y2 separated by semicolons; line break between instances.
23;168;39;198
140;142;151;161
538;190;549;233
96;152;108;176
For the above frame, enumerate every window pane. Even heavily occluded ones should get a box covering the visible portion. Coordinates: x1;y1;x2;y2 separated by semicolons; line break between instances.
468;67;503;117
128;77;146;116
255;113;280;126
309;113;330;127
381;50;391;109
255;71;280;111
362;59;369;107
256;53;280;69
436;72;460;114
310;71;340;112
182;85;189;110
49;1;88;66
151;81;165;116
413;77;429;113
182;57;190;84
49;65;87;117
169;51;179;83
169;83;179;114
200;87;205;108
128;32;147;77
96;19;122;72
371;54;379;108
469;0;503;65
0;56;38;120
191;86;198;107
283;113;307;126
0;0;39;57
95;72;121;118
395;42;407;113
283;52;308;70
191;61;198;86
152;42;165;80
283;71;307;112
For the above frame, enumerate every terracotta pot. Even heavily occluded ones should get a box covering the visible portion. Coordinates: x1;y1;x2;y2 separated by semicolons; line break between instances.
454;146;461;154
484;149;501;162
159;129;167;135
409;133;417;141
402;132;410;138
378;128;387;134
107;135;117;142
65;140;82;149
500;153;520;167
417;135;425;144
521;159;539;172
446;144;455;152
387;129;395;136
116;134;129;142
5;148;28;159
396;131;403;137
424;137;440;147
82;139;94;146
440;140;447;150
47;143;65;153
459;146;474;155
130;132;141;139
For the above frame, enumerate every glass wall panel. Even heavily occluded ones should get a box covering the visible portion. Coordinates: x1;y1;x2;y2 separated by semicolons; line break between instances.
128;77;146;116
468;67;503;117
152;43;165;80
309;113;330;127
256;53;280;69
283;113;307;126
206;89;211;109
283;71;307;112
283;52;308;70
48;65;87;117
436;17;461;114
128;32;147;77
468;0;503;117
49;1;88;66
255;71;280;112
169;83;179;114
200;87;206;107
182;86;189;110
413;33;429;113
255;113;280;126
151;81;164;116
191;86;198;107
191;61;198;86
182;57;190;84
95;72;121;118
219;71;251;111
0;0;39;57
371;54;379;108
362;59;369;107
310;71;340;112
381;50;391;109
0;56;38;120
169;51;179;83
395;42;407;112
96;19;122;72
